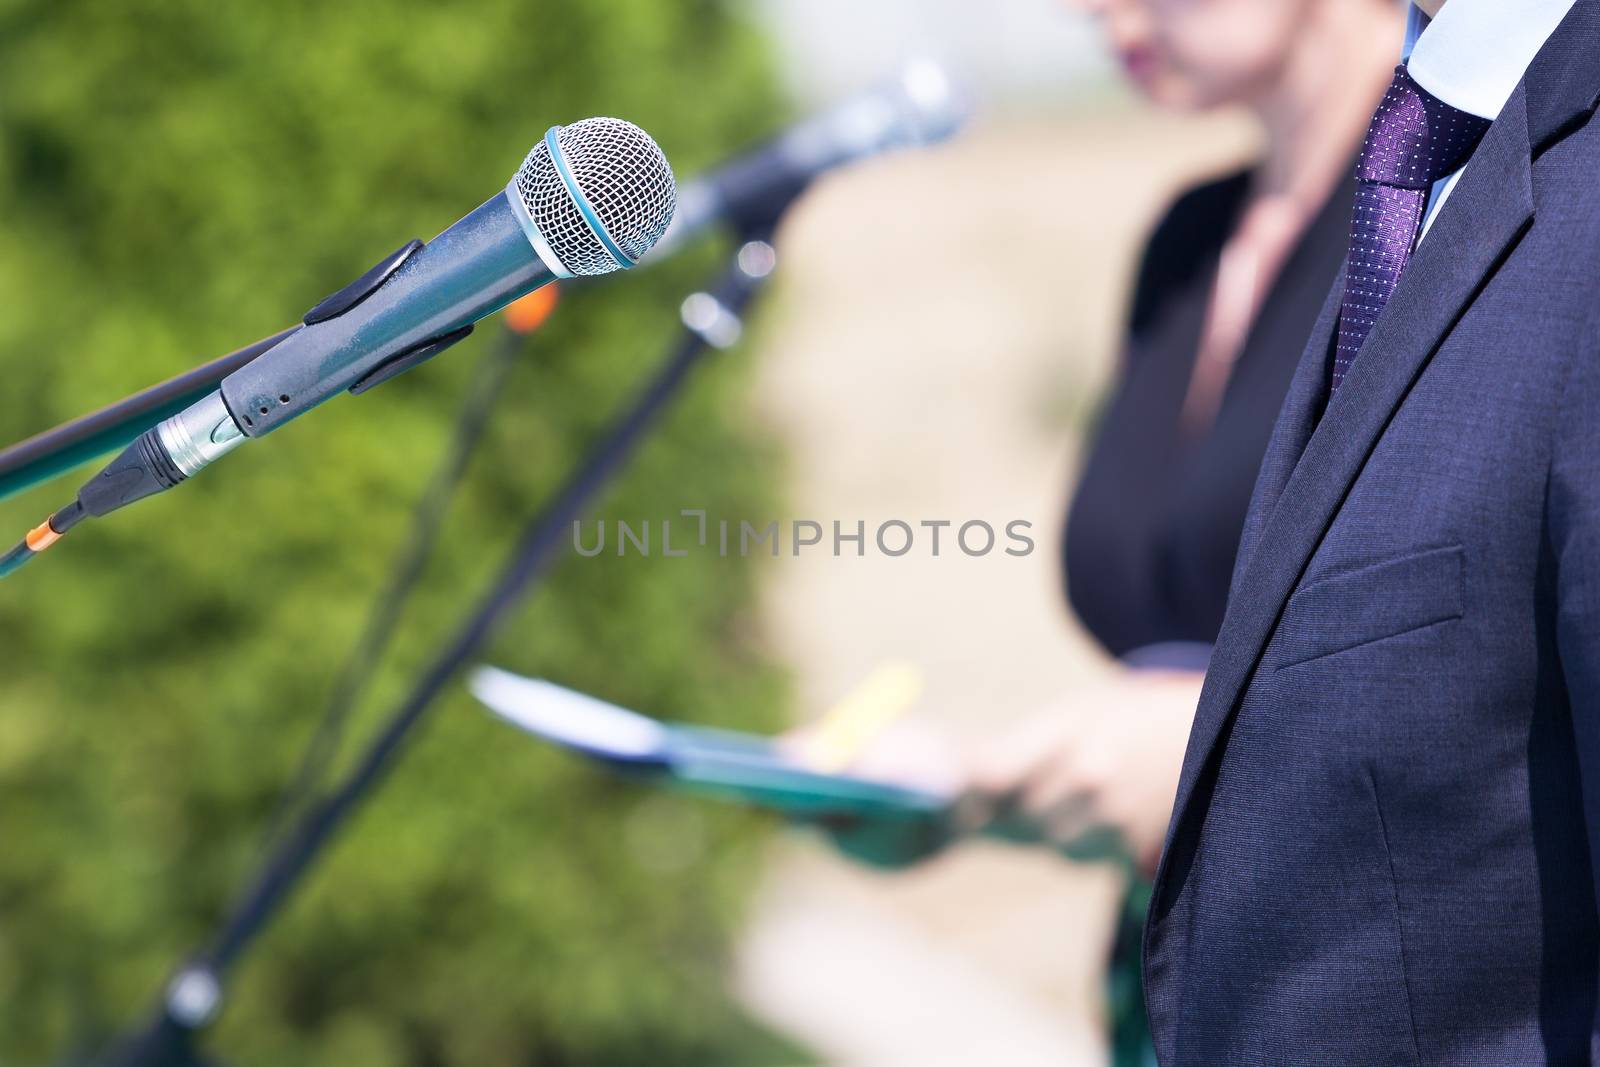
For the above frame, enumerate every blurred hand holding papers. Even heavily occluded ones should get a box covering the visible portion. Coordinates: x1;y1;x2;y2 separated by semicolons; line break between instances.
468;665;1129;866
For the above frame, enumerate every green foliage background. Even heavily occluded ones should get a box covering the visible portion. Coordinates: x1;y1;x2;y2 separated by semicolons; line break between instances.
0;1;800;1063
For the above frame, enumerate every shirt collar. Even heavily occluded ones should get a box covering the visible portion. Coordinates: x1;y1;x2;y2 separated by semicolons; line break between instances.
1406;0;1579;120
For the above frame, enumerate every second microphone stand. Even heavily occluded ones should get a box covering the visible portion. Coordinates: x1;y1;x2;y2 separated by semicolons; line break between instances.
92;226;780;1067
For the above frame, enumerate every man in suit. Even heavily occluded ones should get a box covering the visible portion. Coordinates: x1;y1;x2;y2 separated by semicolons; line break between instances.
1143;0;1600;1062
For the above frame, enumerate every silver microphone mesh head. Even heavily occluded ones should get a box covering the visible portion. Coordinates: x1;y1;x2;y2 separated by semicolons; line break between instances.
512;117;676;277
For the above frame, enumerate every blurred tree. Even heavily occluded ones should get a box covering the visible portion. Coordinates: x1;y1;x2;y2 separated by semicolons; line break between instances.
0;0;803;1063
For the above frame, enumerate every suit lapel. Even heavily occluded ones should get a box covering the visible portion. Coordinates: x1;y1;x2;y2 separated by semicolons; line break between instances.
1525;0;1600;155
1230;268;1341;588
1233;0;1600;617
1156;89;1538;899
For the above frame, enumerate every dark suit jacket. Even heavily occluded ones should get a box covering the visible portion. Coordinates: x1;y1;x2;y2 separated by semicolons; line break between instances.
1143;5;1600;1064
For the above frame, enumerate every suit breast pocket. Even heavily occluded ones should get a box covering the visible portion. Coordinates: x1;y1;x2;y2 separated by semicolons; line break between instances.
1273;544;1465;670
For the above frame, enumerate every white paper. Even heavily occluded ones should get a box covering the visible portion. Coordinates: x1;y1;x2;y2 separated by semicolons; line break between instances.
469;666;669;759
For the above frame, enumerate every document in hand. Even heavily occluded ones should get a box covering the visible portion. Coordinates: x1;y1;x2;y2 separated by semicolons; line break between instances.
468;666;950;822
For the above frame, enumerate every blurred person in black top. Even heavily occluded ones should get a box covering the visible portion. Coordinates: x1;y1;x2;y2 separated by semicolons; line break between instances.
832;0;1403;870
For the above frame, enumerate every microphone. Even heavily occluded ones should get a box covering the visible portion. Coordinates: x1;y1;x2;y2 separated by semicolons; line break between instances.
649;58;965;257
177;116;674;460
0;65;963;507
0;117;676;578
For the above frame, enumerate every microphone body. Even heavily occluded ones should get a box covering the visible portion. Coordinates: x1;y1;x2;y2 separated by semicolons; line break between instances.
222;192;554;440
67;117;677;527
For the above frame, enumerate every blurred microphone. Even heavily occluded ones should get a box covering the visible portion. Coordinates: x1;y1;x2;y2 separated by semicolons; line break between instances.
74;118;676;523
648;58;966;257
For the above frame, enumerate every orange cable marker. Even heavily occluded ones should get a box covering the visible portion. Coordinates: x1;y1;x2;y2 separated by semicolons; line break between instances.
25;520;62;552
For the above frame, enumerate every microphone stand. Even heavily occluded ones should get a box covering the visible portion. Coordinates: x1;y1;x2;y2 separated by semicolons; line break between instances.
87;223;779;1067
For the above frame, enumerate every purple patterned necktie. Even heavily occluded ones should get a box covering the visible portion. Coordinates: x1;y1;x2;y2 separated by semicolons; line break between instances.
1330;65;1492;393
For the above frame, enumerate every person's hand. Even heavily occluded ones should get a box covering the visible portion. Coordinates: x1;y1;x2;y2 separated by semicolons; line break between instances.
968;670;1201;873
784;721;966;869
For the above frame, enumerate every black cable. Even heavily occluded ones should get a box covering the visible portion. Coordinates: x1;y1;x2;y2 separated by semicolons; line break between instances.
2;402;218;585
0;540;35;579
0;499;88;579
256;323;526;851
51;499;88;533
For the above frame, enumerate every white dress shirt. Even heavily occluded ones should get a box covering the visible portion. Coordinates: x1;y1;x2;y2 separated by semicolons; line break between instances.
1402;0;1577;241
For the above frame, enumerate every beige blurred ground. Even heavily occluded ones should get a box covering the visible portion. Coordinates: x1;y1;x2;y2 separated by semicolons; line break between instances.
733;104;1258;1065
